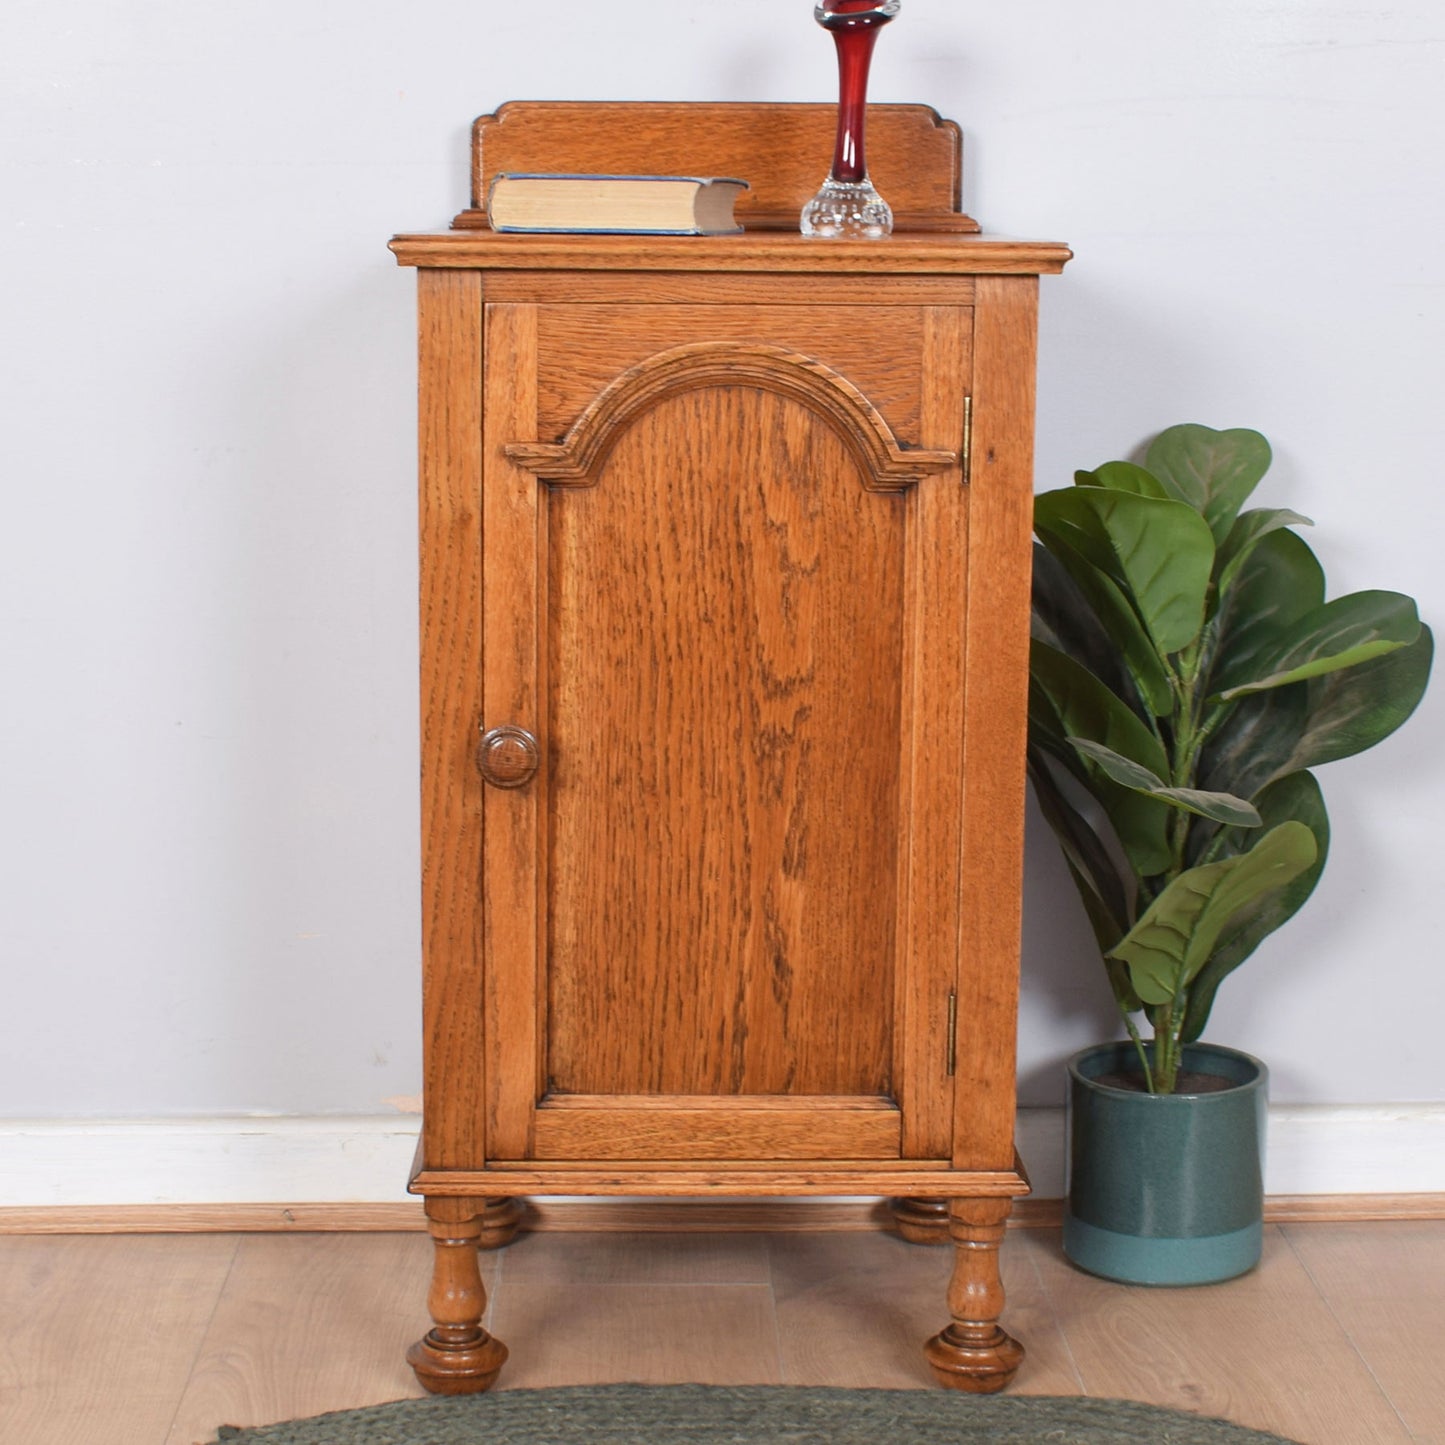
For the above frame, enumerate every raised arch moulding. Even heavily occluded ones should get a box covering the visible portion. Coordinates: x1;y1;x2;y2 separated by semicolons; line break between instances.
504;341;958;491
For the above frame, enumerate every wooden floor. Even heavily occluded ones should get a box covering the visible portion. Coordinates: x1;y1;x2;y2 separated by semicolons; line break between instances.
1;1221;1441;1445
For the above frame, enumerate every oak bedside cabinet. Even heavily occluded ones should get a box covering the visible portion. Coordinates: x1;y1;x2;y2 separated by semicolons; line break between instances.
389;101;1070;1395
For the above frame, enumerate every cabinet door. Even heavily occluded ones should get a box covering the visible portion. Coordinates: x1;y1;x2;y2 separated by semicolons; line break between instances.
479;300;973;1164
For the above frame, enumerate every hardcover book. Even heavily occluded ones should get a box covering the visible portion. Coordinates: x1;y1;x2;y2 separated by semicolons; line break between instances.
485;173;749;235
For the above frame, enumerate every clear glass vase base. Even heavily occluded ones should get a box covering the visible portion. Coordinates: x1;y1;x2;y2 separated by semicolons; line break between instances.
800;177;894;238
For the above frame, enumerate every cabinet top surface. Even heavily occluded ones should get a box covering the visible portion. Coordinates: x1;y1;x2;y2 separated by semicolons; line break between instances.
388;229;1072;276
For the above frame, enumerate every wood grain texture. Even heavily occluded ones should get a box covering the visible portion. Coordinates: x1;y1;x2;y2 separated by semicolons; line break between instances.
0;1203;430;1233
771;1224;1078;1393
416;271;487;1174
491;1283;782;1389
531;1098;901;1161
529;306;929;450
501;1228;772;1286
411;1165;1029;1198
951;276;1040;1172
540;385;908;1100
391;231;1072;275
5;1223;1436;1438
166;1233;435;1441
1264;1193;1445;1221
398;106;1068;1386
0;1234;236;1445
461;101;971;231
512;339;954;488
894;306;971;1160
483;274;979;307
479;302;544;1163
1033;1225;1414;1445
5;1193;1438;1236
408;1206;508;1393
923;1197;1024;1392
1283;1221;1445;1444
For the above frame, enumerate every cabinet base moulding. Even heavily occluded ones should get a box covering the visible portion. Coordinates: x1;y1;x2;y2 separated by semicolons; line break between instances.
409;1167;1032;1199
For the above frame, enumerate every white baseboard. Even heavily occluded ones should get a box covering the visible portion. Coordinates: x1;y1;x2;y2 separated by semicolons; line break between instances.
0;1116;421;1208
2;1105;1443;1208
1017;1103;1445;1199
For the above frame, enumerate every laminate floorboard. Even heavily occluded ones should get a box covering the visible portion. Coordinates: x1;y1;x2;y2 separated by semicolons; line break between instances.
491;1282;783;1389
768;1225;1082;1393
164;1233;435;1445
1284;1221;1445;1445
500;1228;772;1286
1027;1225;1415;1445
0;1234;237;1445
487;1231;782;1389
0;1222;1436;1445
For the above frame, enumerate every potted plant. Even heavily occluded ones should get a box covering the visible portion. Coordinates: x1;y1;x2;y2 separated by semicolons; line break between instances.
1028;423;1432;1284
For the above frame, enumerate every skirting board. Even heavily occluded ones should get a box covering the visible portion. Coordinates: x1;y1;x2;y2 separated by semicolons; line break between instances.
1;1105;1443;1215
4;1194;1445;1235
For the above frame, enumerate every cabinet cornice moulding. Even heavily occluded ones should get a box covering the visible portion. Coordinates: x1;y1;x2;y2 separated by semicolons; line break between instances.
387;232;1072;274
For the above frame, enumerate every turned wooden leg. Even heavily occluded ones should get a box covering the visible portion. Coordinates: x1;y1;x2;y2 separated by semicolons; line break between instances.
476;1196;525;1250
923;1196;1024;1393
889;1196;951;1245
407;1199;509;1394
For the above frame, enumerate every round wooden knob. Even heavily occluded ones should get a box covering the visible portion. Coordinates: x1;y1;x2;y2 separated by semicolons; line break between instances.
478;725;540;789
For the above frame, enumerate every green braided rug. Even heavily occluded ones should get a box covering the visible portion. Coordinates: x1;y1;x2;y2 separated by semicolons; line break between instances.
216;1384;1302;1443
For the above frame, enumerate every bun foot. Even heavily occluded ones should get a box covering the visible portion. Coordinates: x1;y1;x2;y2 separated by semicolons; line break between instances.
477;1196;525;1250
407;1327;508;1395
889;1196;951;1245
924;1322;1024;1393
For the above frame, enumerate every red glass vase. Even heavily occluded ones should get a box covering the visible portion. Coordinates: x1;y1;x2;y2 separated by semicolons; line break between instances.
801;0;901;238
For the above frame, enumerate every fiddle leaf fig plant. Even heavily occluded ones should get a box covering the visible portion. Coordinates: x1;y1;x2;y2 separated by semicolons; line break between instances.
1029;424;1432;1093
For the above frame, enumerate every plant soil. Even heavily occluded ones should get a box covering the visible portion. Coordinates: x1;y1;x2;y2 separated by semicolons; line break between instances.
1093;1070;1237;1095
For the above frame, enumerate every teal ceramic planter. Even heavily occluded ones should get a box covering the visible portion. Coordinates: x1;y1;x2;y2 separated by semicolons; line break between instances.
1063;1041;1267;1286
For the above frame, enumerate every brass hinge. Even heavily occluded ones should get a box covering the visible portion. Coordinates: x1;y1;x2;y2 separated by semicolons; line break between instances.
961;395;973;487
946;990;958;1077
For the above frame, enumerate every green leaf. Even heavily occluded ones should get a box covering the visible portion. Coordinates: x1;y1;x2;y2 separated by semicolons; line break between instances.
1198;628;1429;825
1181;773;1330;1041
1029;640;1174;877
1031;543;1131;697
1214;590;1422;701
1066;738;1262;827
1193;622;1427;851
1214;506;1313;598
1035;487;1215;656
1145;423;1273;543
1074;461;1170;498
1029;641;1168;772
1277;623;1434;775
1107;821;1319;1007
1026;758;1132;958
1034;536;1175;716
1196;681;1309;809
1210;528;1326;689
1032;488;1121;579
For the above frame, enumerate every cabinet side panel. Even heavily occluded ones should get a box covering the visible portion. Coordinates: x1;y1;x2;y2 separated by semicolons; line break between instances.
953;276;1039;1170
545;387;906;1098
417;270;486;1171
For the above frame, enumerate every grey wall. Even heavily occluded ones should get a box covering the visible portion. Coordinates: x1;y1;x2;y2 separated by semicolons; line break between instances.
2;0;1440;1119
